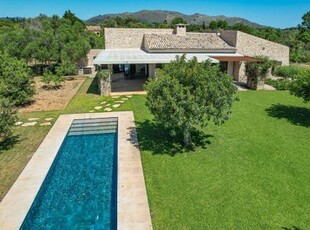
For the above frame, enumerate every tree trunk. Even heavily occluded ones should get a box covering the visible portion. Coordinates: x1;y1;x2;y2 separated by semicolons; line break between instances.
183;129;192;147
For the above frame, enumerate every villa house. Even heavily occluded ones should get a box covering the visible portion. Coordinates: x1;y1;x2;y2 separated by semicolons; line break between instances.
93;24;289;89
86;25;102;36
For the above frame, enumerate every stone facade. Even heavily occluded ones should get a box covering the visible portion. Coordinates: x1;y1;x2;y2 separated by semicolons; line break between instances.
103;27;290;83
78;49;102;74
105;28;173;49
220;30;289;81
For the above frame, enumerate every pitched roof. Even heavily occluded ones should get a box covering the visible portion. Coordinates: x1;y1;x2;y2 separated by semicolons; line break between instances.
144;33;236;51
86;26;101;31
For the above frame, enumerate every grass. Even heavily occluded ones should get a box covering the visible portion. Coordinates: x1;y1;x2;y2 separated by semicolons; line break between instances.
122;91;310;229
1;77;310;229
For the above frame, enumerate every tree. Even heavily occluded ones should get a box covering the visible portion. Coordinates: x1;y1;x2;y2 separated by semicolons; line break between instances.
298;11;310;51
145;55;237;146
202;22;206;30
290;70;310;102
56;62;77;78
171;17;187;26
0;98;16;140
63;10;84;26
0;52;35;106
209;20;218;30
208;20;228;30
290;45;306;63
301;11;310;29
42;69;64;89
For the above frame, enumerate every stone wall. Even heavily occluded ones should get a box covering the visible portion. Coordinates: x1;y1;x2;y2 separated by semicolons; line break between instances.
235;31;289;65
97;70;111;96
104;28;174;49
77;49;102;73
220;30;238;47
221;30;290;82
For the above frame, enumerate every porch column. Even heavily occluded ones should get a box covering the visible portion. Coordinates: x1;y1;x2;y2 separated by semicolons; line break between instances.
148;64;156;78
227;62;234;76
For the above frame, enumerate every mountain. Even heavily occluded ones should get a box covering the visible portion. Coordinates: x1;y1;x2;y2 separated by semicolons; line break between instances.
86;10;264;28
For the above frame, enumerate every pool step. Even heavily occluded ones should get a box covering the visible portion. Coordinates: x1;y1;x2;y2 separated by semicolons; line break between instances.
68;118;118;136
68;129;116;136
71;121;117;128
72;117;117;124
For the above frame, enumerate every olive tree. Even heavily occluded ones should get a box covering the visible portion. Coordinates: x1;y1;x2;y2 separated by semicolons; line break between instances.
0;52;35;106
145;55;237;146
0;98;17;140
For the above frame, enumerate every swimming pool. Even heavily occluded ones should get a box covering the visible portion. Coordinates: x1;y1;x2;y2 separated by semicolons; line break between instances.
21;118;118;229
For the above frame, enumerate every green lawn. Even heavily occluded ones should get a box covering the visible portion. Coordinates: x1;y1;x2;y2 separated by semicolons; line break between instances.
1;77;310;229
121;91;310;229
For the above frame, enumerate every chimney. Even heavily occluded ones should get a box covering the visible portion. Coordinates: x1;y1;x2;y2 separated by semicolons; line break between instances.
174;24;187;36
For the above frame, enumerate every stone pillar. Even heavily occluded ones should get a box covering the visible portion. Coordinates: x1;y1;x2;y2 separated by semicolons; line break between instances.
227;62;234;76
97;70;111;96
148;64;156;78
238;62;247;83
233;62;241;81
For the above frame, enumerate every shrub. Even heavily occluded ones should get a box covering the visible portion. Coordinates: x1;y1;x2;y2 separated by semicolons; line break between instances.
274;65;310;79
0;52;35;106
0;98;17;140
245;56;273;79
245;56;274;89
55;62;77;78
290;70;310;102
42;69;64;89
145;55;237;146
96;69;111;79
265;79;291;90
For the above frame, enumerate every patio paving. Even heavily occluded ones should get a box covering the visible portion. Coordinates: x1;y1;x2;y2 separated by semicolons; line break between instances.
111;73;147;96
21;122;37;127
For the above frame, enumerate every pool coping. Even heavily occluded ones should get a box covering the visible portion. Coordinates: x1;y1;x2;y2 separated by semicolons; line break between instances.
0;112;153;230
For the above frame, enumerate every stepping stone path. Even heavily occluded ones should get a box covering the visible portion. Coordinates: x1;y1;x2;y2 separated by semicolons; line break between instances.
100;102;107;105
114;101;125;103
94;106;103;110
28;118;40;121
22;122;37;127
111;96;119;99
104;108;113;112
105;104;111;107
89;110;95;113
44;118;53;121
112;104;121;108
122;98;129;101
15;122;23;126
126;95;132;98
40;122;52;126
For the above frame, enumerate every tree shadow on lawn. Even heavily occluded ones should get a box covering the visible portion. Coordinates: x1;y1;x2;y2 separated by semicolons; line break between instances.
0;135;20;154
86;77;100;95
128;120;213;156
266;103;310;128
281;226;303;230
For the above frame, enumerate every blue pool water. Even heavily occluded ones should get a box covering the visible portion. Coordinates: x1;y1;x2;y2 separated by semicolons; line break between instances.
21;118;118;230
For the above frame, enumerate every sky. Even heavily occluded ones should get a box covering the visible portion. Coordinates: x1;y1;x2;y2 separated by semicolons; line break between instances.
0;0;309;28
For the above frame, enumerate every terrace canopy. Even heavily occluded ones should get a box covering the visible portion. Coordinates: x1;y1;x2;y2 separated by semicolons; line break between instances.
209;55;261;62
93;49;221;65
